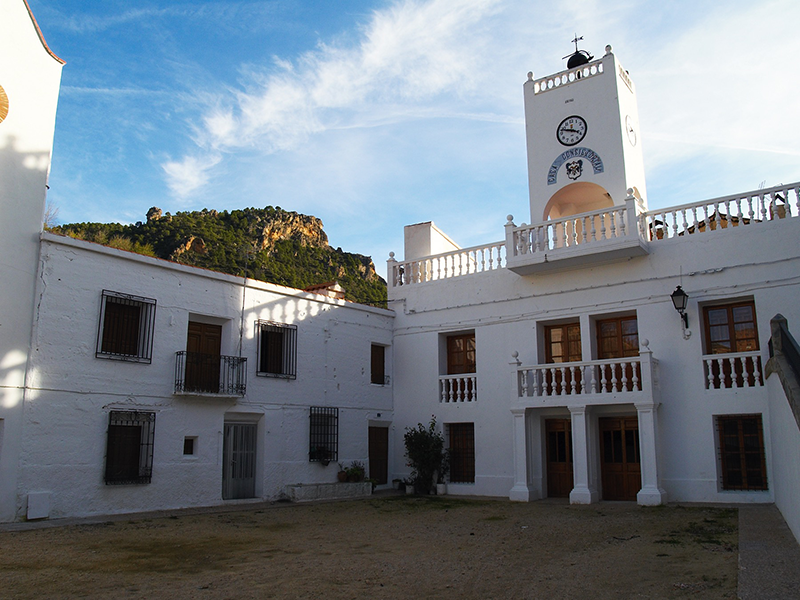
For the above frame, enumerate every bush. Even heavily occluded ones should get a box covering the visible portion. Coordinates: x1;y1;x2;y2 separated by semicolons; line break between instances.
404;417;448;494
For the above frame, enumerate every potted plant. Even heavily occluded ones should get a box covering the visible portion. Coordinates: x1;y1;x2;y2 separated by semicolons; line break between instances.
436;449;450;495
403;416;447;495
346;460;365;482
337;462;348;482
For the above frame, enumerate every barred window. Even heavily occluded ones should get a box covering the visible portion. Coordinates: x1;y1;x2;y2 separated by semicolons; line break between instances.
105;411;155;485
309;407;338;463
717;414;767;491
97;290;156;363
257;321;297;379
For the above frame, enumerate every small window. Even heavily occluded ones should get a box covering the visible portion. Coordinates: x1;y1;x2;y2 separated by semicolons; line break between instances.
257;321;297;379
717;415;767;491
105;411;155;485
371;344;387;385
97;290;156;363
448;423;475;483
447;333;476;375
183;437;196;456
309;407;338;463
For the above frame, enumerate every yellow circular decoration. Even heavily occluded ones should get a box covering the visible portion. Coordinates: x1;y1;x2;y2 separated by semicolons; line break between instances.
0;84;8;124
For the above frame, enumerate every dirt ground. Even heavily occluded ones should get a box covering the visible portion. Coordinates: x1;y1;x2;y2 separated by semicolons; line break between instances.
0;496;738;599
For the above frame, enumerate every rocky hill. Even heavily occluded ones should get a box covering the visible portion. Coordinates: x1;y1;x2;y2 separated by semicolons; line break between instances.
51;206;387;305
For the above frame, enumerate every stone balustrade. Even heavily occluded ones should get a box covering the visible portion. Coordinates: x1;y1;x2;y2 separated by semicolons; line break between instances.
702;350;764;389
439;374;477;403
531;59;605;95
640;183;798;241
387;241;505;288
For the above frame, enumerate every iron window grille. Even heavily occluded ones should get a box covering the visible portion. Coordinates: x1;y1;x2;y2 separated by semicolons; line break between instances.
716;414;768;491
104;410;155;485
309;406;338;463
96;290;156;363
256;320;297;379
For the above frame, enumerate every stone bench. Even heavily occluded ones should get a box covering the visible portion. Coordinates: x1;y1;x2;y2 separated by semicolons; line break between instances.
285;482;372;502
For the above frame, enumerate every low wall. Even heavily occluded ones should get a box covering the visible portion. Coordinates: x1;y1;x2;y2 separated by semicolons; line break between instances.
285;482;372;502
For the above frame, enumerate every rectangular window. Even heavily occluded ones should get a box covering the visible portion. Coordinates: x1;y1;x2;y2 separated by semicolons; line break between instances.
596;316;639;392
717;415;767;491
448;423;475;483
105;411;155;485
447;333;476;375
703;301;762;388
309;407;338;463
371;344;387;385
183;437;196;456
256;321;297;379
545;323;582;363
96;290;156;363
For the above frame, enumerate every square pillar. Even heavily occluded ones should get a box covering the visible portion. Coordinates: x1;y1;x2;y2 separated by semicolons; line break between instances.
635;400;667;506
569;405;599;504
509;408;536;501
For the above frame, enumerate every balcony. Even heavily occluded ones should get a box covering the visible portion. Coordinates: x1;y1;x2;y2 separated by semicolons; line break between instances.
514;352;656;408
439;374;477;403
702;351;764;390
174;351;247;397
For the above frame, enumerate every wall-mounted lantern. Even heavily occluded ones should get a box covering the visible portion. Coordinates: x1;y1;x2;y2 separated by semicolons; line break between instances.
670;285;691;339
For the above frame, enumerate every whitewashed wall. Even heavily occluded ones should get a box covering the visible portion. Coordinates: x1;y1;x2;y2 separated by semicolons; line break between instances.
389;215;800;503
0;0;64;522
18;233;393;520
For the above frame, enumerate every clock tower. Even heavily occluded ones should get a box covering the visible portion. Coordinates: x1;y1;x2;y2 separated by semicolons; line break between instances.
523;43;646;223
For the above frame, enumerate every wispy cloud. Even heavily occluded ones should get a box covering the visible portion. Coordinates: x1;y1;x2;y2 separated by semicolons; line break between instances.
162;154;222;198
163;0;502;194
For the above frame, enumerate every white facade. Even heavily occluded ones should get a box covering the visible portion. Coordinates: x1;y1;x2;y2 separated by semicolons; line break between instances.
2;1;800;537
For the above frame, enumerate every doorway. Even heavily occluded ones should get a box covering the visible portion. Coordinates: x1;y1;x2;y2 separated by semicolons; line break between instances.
222;422;257;500
186;321;221;392
546;419;573;498
368;427;389;485
599;416;640;501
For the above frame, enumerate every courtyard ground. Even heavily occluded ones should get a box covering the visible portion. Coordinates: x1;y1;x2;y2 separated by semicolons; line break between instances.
0;496;739;599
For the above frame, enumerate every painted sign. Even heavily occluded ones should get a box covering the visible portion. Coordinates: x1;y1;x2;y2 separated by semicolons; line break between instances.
547;147;604;185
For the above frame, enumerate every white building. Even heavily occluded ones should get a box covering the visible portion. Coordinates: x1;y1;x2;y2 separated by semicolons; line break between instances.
1;1;799;545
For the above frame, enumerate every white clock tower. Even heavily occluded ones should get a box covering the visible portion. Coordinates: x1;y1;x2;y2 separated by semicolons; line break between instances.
523;43;646;223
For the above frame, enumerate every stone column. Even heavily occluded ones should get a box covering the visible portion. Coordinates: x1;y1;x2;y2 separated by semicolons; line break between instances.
509;408;534;501
635;400;667;505
569;405;598;504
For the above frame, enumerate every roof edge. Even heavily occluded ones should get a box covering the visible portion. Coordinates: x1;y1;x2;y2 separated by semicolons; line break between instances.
23;0;65;65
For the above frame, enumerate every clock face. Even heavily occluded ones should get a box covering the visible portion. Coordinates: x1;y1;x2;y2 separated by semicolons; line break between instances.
556;115;587;146
625;115;637;146
0;84;8;124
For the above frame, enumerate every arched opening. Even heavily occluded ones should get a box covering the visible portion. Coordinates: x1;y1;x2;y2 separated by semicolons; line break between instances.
543;182;614;221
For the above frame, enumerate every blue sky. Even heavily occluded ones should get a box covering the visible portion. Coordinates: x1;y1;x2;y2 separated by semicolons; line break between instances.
30;0;800;275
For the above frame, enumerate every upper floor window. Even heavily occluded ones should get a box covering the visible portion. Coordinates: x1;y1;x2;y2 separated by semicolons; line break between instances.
703;301;759;354
596;316;639;359
96;290;156;363
105;410;155;485
545;323;582;363
702;301;762;388
257;321;297;379
371;344;388;385
447;333;476;374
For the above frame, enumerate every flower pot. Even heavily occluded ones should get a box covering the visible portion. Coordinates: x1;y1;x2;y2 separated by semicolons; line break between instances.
436;483;447;496
405;484;415;495
337;471;348;483
392;479;402;490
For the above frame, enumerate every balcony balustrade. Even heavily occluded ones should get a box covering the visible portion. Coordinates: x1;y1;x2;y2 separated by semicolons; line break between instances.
388;241;506;288
439;374;477;403
174;351;247;396
514;352;656;408
702;351;763;390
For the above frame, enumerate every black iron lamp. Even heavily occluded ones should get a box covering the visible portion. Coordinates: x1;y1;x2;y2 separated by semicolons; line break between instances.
670;285;689;329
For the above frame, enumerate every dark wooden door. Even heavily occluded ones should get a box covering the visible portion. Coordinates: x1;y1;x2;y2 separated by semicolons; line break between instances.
599;417;641;501
546;419;573;498
222;422;257;499
186;322;221;392
368;426;389;485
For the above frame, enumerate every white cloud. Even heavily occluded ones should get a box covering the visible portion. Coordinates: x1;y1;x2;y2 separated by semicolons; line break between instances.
162;154;222;198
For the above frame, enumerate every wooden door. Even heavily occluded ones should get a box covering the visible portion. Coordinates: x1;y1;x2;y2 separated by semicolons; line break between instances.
596;317;640;391
368;426;389;485
186;322;221;392
222;422;257;500
599;417;641;501
546;419;573;498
